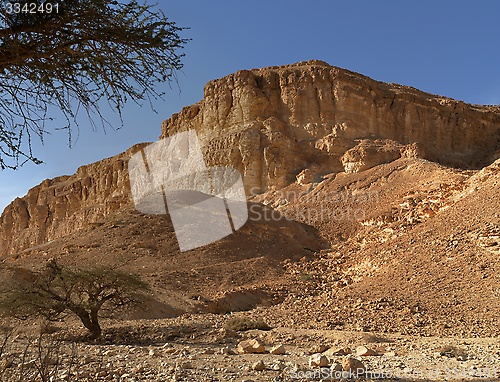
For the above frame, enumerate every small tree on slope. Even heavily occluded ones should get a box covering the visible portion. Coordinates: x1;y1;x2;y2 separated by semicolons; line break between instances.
0;259;149;339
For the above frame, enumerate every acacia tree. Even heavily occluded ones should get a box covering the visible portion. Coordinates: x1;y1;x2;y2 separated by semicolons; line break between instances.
0;0;188;169
1;259;150;339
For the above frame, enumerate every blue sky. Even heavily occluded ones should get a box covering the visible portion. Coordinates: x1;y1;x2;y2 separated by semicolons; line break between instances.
1;0;499;210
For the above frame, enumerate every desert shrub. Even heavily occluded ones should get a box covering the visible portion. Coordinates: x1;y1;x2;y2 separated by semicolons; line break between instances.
361;333;393;343
224;316;271;331
437;345;468;360
300;274;312;281
0;328;79;382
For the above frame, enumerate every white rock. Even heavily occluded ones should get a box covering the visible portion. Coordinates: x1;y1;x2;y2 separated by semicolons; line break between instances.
356;345;379;356
237;339;265;354
309;353;329;367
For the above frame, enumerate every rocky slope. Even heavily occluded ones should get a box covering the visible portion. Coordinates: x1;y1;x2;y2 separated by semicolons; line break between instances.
259;156;500;337
1;60;500;257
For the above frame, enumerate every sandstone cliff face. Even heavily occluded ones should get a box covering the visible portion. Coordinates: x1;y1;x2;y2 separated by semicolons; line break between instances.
0;144;146;255
162;60;500;192
1;60;500;256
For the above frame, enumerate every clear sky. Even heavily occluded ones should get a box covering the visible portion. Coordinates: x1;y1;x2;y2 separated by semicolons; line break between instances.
1;0;499;211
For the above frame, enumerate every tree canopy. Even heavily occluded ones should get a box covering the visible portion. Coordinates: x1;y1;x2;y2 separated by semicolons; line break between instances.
0;0;188;169
0;259;150;339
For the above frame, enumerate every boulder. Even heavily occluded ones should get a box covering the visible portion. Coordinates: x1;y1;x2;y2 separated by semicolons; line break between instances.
237;339;265;354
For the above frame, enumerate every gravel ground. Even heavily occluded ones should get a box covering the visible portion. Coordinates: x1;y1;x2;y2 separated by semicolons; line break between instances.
1;314;499;381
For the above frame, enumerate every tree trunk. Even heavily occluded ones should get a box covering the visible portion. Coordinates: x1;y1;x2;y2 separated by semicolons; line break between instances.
86;318;102;340
89;308;101;339
73;307;102;339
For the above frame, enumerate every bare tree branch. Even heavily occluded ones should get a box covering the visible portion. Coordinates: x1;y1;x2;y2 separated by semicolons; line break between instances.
0;0;188;169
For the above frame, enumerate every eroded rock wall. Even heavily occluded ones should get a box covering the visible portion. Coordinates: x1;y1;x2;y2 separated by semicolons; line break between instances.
162;60;500;192
1;60;500;255
0;145;146;255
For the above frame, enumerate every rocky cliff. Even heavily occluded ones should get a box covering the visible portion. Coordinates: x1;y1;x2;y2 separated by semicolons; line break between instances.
1;60;500;255
162;60;500;192
0;144;146;255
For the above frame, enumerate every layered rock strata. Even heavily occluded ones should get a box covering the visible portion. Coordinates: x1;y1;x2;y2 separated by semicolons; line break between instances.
1;60;499;255
162;60;500;192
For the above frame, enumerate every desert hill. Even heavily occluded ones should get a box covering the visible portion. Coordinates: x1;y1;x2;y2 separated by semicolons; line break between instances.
1;60;499;338
261;157;500;337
